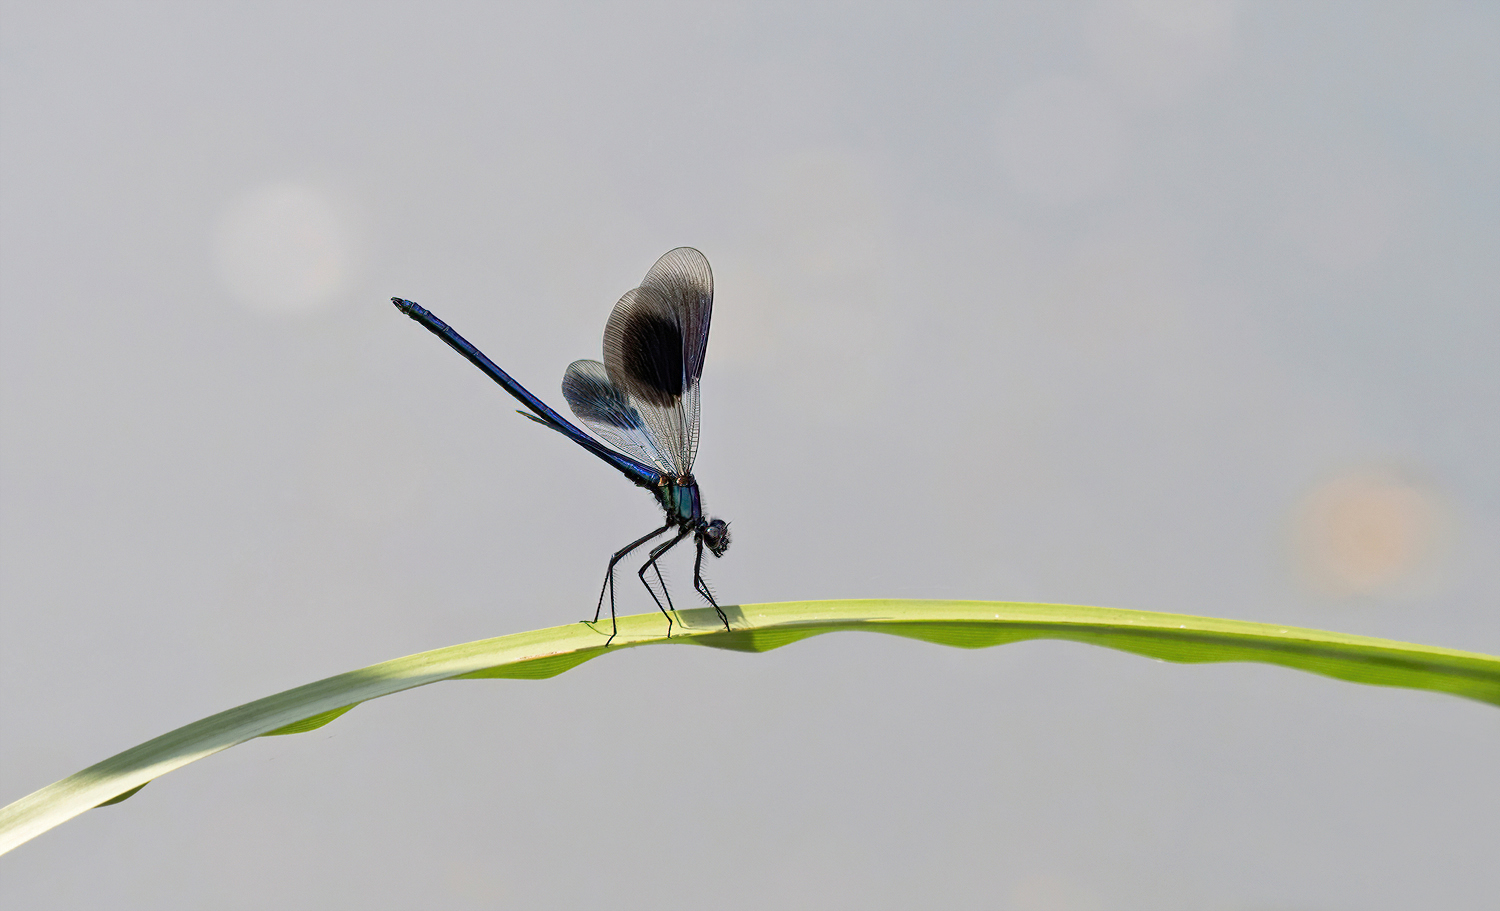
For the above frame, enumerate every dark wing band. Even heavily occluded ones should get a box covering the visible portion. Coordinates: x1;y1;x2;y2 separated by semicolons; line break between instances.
593;247;714;475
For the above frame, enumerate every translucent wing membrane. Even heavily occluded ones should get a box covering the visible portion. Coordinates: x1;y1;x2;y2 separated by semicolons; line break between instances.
561;359;678;475
635;246;713;390
592;247;714;476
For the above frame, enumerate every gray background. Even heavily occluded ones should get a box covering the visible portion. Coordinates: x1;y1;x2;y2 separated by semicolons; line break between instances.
2;2;1497;908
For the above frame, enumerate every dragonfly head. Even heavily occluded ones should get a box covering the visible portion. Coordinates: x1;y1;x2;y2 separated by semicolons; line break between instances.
701;518;731;557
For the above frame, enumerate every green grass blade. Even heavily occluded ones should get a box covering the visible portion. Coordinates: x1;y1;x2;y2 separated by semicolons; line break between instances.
4;599;1496;855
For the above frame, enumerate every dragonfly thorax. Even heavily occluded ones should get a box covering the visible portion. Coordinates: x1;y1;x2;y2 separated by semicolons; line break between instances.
656;474;702;524
654;476;730;555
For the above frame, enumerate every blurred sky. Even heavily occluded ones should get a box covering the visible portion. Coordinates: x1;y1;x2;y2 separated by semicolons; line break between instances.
2;2;1497;908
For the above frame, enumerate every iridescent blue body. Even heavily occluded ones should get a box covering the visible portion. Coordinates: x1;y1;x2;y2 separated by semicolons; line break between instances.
656;475;701;524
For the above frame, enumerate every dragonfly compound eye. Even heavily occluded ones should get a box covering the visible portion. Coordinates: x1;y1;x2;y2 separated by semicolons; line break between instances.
703;519;731;557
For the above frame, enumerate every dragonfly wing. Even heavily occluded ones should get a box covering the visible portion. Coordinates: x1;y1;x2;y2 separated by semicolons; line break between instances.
639;246;713;389
561;359;676;475
602;247;713;476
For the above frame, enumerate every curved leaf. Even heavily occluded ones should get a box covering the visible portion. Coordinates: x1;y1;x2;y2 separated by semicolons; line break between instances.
3;599;1496;855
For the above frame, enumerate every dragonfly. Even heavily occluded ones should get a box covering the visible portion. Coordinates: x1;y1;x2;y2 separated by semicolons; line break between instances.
392;247;731;645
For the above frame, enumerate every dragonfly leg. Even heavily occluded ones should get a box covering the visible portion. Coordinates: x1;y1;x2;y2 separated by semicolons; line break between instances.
693;536;732;632
596;520;673;645
638;526;690;637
